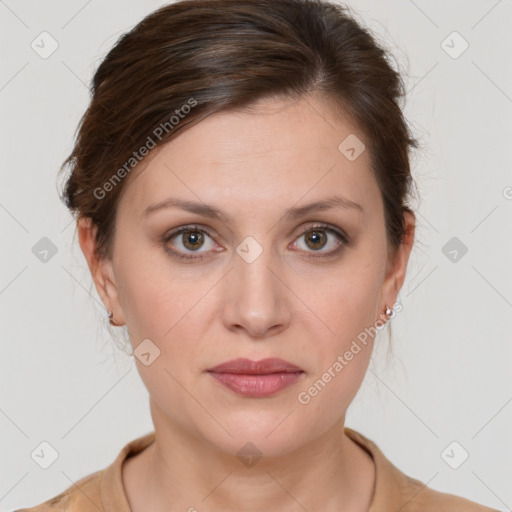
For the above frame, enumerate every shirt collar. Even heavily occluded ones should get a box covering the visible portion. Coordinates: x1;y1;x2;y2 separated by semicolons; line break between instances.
99;427;402;511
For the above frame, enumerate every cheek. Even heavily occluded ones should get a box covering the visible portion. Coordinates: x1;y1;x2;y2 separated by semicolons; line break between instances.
297;258;382;344
291;260;381;401
297;345;372;434
114;237;216;375
113;235;176;342
295;277;377;420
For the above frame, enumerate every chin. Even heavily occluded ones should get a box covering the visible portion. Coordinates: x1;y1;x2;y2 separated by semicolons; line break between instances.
198;408;309;459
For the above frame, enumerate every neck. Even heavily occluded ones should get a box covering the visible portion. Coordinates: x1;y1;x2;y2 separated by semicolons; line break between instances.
123;402;375;512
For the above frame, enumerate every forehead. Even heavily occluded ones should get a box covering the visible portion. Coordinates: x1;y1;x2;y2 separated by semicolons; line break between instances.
119;94;378;217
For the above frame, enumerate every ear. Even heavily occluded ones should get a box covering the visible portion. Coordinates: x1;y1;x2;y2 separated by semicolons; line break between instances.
77;217;125;325
379;210;415;316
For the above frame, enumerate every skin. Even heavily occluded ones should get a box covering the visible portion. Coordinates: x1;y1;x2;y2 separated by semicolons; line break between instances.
78;92;415;511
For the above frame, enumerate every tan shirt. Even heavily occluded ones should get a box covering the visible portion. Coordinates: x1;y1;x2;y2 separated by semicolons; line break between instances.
15;427;500;512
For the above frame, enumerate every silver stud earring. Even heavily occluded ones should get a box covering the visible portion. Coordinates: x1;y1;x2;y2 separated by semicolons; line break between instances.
385;304;393;317
107;310;122;326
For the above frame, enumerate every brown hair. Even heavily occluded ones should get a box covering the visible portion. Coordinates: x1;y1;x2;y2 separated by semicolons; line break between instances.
59;0;419;264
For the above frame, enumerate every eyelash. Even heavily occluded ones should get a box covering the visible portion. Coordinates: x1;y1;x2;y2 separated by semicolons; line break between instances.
162;223;349;261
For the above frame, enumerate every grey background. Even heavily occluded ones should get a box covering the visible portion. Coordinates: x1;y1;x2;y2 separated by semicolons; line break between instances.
1;0;511;510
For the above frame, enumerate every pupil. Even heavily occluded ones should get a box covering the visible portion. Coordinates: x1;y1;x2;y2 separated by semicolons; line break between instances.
184;231;203;250
308;230;325;250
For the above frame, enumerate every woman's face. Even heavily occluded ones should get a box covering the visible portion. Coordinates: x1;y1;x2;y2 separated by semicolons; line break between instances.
80;93;414;457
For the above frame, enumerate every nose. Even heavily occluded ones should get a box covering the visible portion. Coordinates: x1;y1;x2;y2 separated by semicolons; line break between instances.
221;246;292;340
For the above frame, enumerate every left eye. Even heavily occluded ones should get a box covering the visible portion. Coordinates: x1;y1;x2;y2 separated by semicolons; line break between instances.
291;225;348;256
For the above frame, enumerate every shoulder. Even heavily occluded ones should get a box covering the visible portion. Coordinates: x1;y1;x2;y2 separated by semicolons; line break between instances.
12;469;104;512
343;427;501;512
13;431;156;512
396;472;502;512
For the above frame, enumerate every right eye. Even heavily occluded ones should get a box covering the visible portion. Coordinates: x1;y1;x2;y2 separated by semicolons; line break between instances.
162;224;221;261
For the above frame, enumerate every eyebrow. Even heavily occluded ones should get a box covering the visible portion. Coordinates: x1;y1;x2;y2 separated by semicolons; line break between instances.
143;194;364;221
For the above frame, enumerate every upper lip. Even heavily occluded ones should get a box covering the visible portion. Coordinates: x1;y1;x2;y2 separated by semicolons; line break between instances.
207;357;303;375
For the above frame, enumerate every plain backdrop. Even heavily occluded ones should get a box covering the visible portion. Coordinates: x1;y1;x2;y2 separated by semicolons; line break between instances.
1;0;511;510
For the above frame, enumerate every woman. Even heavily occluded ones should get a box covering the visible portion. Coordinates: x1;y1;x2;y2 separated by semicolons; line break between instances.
16;0;500;510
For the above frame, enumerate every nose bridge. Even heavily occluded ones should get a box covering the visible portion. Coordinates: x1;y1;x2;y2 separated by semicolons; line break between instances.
236;237;278;296
222;234;290;337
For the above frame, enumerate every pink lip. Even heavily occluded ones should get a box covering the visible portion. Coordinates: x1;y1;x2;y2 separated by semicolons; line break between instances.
208;357;303;374
207;358;305;398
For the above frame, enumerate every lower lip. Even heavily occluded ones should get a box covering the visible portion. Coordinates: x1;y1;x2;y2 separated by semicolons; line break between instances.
208;371;304;398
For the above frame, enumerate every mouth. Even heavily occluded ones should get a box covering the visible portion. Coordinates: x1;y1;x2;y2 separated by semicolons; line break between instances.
206;357;305;398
